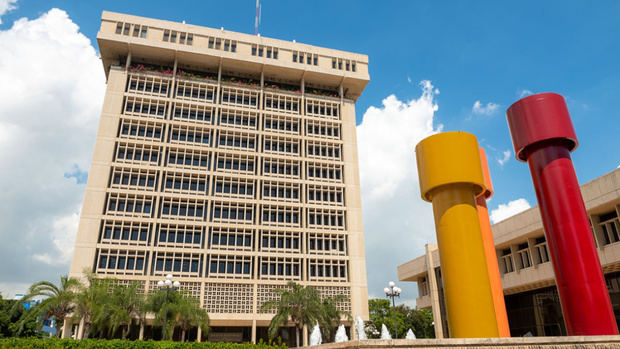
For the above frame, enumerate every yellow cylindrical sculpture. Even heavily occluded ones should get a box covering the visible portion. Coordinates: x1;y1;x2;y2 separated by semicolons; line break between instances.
416;131;499;338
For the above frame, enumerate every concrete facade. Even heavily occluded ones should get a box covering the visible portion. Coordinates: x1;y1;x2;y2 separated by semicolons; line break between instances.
69;11;370;343
398;168;620;338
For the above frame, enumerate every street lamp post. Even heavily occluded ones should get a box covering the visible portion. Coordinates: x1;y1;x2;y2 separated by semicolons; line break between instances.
157;274;180;340
384;281;402;339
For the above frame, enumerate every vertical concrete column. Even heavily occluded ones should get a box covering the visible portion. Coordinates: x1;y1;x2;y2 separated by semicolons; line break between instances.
415;131;498;338
196;326;202;342
303;324;308;346
477;148;511;337
139;323;144;340
506;93;618;335
424;244;444;339
251;319;257;344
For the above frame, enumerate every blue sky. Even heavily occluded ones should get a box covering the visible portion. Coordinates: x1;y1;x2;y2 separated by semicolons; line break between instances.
0;0;619;305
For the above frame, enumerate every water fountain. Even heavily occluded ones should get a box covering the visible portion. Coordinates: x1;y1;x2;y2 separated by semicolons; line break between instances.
354;316;367;340
380;324;392;340
405;329;416;339
335;324;349;343
310;323;322;346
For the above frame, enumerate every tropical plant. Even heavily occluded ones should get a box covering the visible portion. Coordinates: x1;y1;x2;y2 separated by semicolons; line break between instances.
261;281;324;347
71;273;111;339
17;275;79;338
318;295;351;341
100;281;144;339
367;298;435;339
173;295;209;342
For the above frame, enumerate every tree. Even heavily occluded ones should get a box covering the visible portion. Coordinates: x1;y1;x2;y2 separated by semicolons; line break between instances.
261;282;324;347
0;297;41;338
367;298;434;339
173;294;209;341
72;273;110;339
318;295;351;341
102;282;144;339
18;275;79;338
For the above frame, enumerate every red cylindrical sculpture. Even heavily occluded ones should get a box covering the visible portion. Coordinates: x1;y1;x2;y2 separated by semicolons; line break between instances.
506;93;618;335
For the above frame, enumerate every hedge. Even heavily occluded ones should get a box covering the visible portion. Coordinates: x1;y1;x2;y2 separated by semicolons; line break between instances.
0;338;288;349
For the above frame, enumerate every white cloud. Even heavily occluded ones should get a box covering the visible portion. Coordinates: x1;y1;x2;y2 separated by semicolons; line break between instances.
407;76;412;83
518;89;533;98
0;0;17;24
472;100;500;116
490;198;531;224
498;150;511;166
0;8;105;292
357;81;442;304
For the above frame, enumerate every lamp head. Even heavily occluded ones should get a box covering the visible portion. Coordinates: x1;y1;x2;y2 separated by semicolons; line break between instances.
157;280;165;287
164;279;172;286
173;280;180;287
166;274;173;281
389;281;395;288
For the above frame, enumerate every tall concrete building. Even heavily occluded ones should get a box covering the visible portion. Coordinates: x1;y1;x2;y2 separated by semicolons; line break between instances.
69;11;370;343
398;168;620;338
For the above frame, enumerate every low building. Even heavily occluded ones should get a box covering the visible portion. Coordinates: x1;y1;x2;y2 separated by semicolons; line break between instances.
398;167;620;338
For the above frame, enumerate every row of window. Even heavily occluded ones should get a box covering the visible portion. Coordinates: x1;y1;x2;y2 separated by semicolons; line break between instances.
109;166;343;205
126;80;341;118
104;193;346;226
499;236;550;274
163;30;193;45
114;143;344;180
95;248;348;281
99;220;348;253
332;58;356;72
292;51;318;66
251;45;277;59
115;22;147;38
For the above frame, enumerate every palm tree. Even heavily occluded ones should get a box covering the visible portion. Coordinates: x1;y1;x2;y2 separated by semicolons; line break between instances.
104;282;144;339
319;295;352;341
72;273;110;339
261;281;324;347
145;289;179;340
173;294;209;342
18;275;79;338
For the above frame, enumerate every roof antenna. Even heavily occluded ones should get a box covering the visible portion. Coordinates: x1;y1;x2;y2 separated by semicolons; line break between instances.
254;0;261;35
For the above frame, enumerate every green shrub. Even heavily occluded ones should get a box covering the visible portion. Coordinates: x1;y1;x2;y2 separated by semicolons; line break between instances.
0;338;288;349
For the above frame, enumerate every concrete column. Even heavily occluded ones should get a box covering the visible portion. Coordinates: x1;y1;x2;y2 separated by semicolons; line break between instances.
350;325;357;340
125;51;132;70
196;326;202;342
139;324;144;340
303;324;308;346
251;319;257;343
425;244;444;338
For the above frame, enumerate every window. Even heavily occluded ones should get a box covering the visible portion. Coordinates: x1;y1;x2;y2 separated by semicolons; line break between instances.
110;166;158;191
308;233;347;255
352;62;356;72
307;162;343;182
308;259;347;281
211;202;254;223
106;193;153;217
163;30;170;41
259;257;301;280
213;176;255;198
166;147;209;169
263;92;300;114
293;53;297;62
307;185;344;206
116;22;123;35
115;142;161;166
215;153;256;174
252;45;257;56
263;158;300;178
500;248;514;274
157;224;203;248
169;124;212;146
262;181;301;202
307;141;342;160
153;252;202;277
123;97;168;118
307;208;346;229
260;231;300;252
599;211;620;245
175;80;216;102
220;86;259;108
208;255;252;279
209;38;214;48
123;23;130;36
187;34;193;45
218;131;257;151
305;98;340;118
162;171;208;195
261;205;300;227
263;136;300;156
210;227;253;250
516;242;531;269
100;220;150;246
160;197;205;221
118;118;163;142
307;120;341;139
170;31;177;43
332;59;336;69
127;75;171;96
219;109;258;130
533;236;550;264
172;103;214;123
96;249;147;275
263;114;300;134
